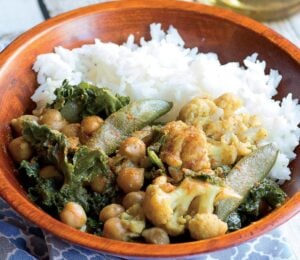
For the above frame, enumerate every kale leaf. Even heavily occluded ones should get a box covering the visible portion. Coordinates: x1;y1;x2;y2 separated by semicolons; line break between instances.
50;80;130;122
71;146;110;184
226;177;287;230
19;159;62;212
21;121;118;233
22;121;73;178
226;211;242;231
238;177;287;218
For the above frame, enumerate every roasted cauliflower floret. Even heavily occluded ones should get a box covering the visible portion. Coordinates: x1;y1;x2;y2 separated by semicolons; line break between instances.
143;176;240;237
160;121;210;171
179;93;268;162
188;213;228;240
143;176;192;236
206;114;266;142
214;93;242;118
178;97;221;129
207;140;237;168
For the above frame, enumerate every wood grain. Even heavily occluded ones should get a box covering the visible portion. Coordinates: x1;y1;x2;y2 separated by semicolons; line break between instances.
0;0;299;258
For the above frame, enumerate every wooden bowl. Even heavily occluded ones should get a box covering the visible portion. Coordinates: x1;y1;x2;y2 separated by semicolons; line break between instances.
0;0;299;258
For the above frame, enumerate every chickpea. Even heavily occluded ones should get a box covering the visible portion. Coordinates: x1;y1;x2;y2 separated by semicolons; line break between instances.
99;204;125;222
39;109;67;131
11;115;38;135
61;123;81;137
8;137;33;163
142;228;170;244
81;116;104;135
119;137;146;164
39;165;62;180
103;217;128;241
117;167;144;193
122;191;145;209
90;175;107;193
59;202;87;229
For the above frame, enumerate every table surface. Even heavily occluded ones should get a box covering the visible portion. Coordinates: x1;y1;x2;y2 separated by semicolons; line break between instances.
0;0;299;259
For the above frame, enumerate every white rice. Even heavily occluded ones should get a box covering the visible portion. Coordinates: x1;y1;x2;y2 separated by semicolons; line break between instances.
32;23;300;183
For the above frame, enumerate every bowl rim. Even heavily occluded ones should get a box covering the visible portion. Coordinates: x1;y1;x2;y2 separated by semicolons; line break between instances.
0;0;300;258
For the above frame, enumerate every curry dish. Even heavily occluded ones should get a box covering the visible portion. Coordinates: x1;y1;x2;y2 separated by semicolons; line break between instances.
8;81;287;244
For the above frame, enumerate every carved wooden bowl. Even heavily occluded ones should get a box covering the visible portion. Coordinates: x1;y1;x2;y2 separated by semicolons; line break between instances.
0;0;299;258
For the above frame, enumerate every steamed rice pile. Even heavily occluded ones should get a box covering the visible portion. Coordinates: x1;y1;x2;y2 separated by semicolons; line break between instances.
32;23;300;183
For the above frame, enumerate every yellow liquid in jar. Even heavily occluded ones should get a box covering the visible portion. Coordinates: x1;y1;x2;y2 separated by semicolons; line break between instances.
200;0;300;21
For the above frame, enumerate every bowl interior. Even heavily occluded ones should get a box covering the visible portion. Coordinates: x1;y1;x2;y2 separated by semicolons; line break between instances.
0;0;299;257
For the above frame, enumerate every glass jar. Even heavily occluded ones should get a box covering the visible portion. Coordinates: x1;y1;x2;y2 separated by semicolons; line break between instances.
196;0;300;21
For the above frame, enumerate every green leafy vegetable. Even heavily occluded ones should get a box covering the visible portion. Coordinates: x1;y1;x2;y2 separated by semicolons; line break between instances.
51;80;130;122
86;218;104;236
147;149;164;170
226;177;287;230
19;159;62;211
22;121;73;178
238;177;287;217
21;121;118;233
226;211;242;231
71;146;110;184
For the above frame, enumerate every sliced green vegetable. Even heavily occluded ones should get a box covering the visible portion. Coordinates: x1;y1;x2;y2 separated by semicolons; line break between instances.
51;80;130;122
216;144;279;221
86;99;173;155
147;149;165;169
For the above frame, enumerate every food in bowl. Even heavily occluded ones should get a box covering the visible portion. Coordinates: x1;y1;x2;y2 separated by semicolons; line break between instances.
7;24;299;244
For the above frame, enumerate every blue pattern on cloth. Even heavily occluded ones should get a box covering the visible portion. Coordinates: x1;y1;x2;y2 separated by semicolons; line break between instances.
0;198;296;260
